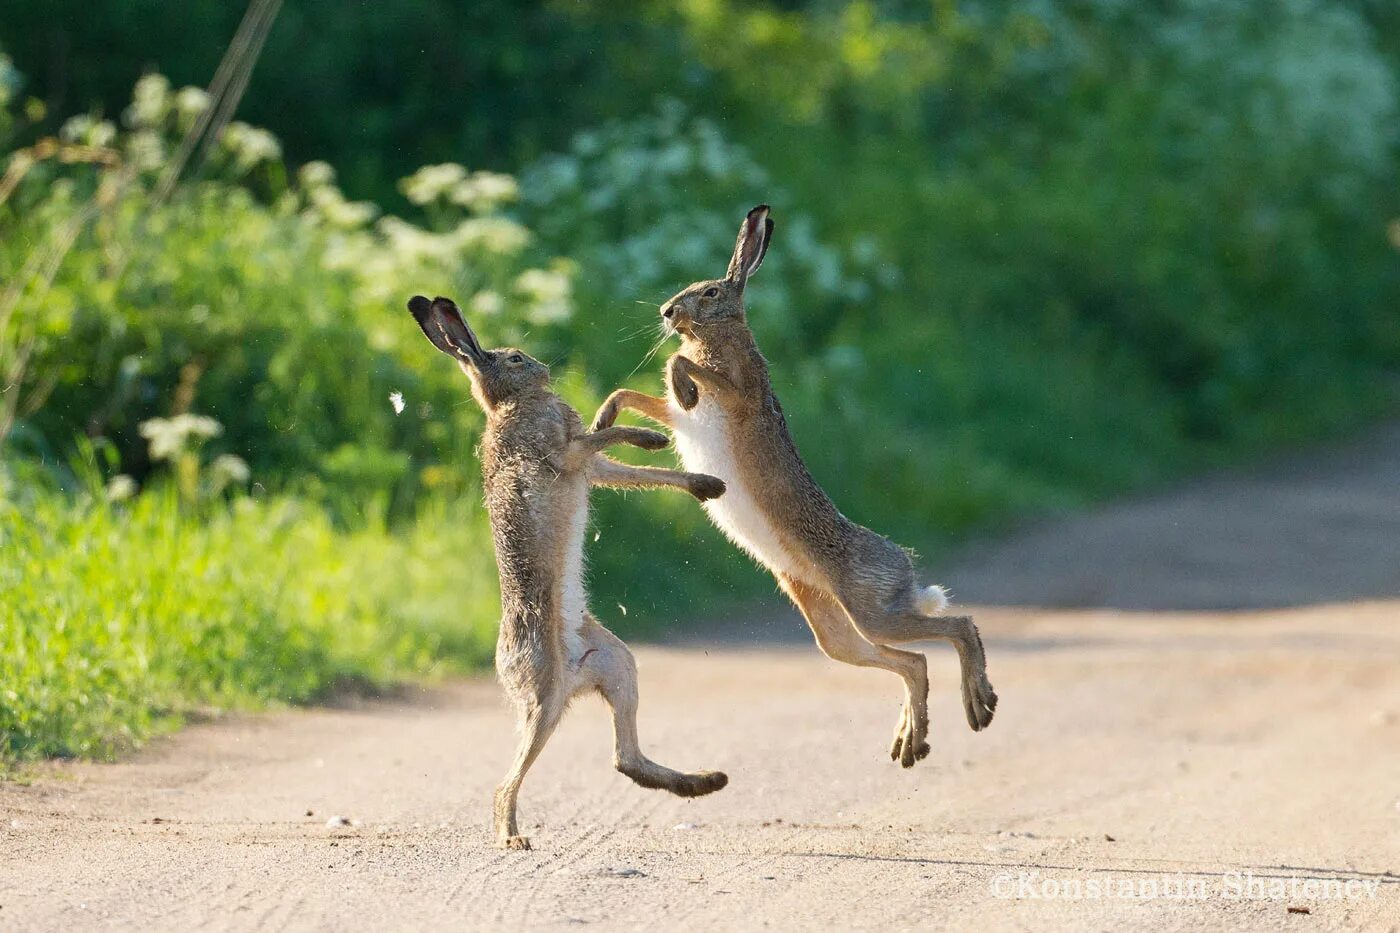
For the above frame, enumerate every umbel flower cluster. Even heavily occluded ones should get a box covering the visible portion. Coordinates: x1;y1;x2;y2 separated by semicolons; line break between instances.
43;72;575;337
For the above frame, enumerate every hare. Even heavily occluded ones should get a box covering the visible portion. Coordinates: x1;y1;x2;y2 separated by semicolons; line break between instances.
591;206;997;768
407;295;728;850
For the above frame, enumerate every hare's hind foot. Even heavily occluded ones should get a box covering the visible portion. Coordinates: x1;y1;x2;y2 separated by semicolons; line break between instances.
675;769;729;797
500;834;532;850
839;599;997;736
579;619;730;799
964;672;998;732
618;759;729;797
889;734;931;768
888;701;931;768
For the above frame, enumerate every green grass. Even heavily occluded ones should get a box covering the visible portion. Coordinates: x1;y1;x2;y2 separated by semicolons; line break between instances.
0;486;499;761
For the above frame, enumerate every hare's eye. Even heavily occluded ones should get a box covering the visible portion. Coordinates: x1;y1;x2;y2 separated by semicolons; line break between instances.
508;354;524;364
702;286;720;299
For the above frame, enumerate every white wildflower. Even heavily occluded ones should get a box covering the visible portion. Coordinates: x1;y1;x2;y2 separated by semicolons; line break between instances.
389;390;405;415
308;185;377;229
105;474;138;503
209;454;250;486
516;267;569;302
516;266;572;325
58;115;116;148
448;170;519;213
321;235;367;272
125;130;166;170
139;414;223;461
400;163;467;205
174;86;211;119
850;234;880;265
298;160;335;189
470;290;504;316
378;216;458;264
57;113;91;143
126;73;171;128
455;217;529;255
573;130;601;157
323;198;377;229
221;121;282;171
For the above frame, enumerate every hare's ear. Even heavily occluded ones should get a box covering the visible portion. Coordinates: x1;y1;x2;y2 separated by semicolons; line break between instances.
407;295;483;362
726;204;773;285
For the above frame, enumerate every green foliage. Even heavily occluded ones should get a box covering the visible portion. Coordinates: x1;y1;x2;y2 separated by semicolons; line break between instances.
0;475;498;761
0;74;572;515
0;0;686;202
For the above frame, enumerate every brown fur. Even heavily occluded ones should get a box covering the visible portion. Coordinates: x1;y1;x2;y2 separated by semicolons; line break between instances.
408;296;727;850
591;207;997;766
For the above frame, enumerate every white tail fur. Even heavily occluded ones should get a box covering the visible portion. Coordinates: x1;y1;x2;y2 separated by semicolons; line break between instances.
916;584;950;615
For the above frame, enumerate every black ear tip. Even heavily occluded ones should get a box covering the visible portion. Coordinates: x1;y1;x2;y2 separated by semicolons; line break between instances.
407;295;431;315
430;295;460;315
750;203;771;218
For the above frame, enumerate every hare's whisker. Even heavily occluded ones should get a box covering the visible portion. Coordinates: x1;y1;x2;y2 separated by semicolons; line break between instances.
618;321;661;342
625;329;670;380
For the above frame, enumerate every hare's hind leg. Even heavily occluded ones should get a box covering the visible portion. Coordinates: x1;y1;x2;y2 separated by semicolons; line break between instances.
493;692;565;850
579;616;728;797
839;584;997;734
493;631;568;850
780;575;932;768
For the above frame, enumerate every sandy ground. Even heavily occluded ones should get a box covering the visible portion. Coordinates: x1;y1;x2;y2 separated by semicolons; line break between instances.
2;603;1398;931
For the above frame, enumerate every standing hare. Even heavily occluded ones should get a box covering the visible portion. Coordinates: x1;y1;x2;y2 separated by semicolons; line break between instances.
407;295;728;850
591;206;997;768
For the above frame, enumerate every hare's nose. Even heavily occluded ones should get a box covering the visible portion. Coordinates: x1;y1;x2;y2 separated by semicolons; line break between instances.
661;305;675;319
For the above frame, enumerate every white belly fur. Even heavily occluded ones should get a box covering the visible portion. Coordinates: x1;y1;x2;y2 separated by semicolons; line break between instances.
669;397;813;583
557;482;589;665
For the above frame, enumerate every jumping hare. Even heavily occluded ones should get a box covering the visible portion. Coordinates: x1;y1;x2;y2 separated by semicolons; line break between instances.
407;295;728;850
591;206;998;768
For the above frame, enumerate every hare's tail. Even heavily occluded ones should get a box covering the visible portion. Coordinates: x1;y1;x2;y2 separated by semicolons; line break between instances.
915;583;951;616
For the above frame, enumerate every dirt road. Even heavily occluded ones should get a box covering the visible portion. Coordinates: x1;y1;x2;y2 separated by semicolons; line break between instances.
3;602;1398;931
944;421;1400;610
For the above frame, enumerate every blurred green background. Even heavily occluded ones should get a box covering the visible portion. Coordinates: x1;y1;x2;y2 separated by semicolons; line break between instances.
3;0;1398;761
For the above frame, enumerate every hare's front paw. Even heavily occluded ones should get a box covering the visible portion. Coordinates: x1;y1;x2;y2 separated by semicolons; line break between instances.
670;367;700;410
590;396;619;432
634;429;669;450
500;834;532;850
690;474;726;501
